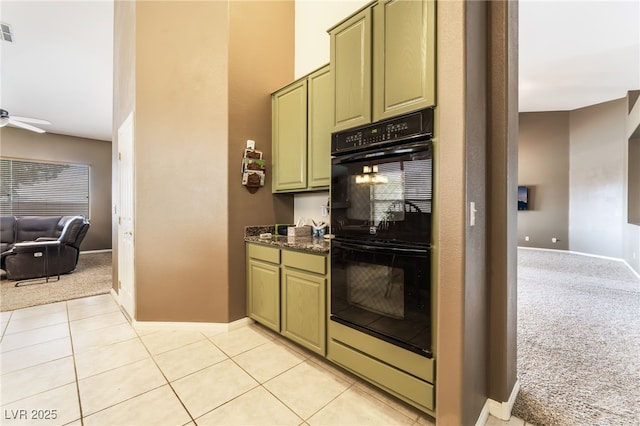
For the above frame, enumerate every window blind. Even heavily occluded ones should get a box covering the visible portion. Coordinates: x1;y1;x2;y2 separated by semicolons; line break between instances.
0;158;90;217
370;158;432;223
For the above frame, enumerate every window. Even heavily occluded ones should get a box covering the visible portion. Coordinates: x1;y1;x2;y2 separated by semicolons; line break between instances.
0;158;90;217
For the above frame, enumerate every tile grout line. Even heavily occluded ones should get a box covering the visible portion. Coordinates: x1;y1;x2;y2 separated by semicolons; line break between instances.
217;325;364;423
0;310;15;342
163;330;284;423
220;330;340;424
4;299;428;425
69;301;185;423
2;316;69;337
132;323;199;425
65;300;85;426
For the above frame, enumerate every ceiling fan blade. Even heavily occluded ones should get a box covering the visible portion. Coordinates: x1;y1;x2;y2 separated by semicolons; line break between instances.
10;115;51;125
8;118;46;133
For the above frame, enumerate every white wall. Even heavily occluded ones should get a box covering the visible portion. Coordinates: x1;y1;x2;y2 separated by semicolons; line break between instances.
293;0;369;226
293;192;330;227
294;0;369;78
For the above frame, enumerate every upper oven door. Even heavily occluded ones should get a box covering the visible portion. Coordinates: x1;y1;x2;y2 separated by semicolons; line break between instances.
331;140;432;246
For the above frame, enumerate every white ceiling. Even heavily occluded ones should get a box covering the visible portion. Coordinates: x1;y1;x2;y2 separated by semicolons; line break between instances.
0;1;638;142
519;0;639;113
1;0;113;141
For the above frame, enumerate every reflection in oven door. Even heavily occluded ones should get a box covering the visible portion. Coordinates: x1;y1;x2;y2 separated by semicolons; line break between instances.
331;140;432;245
330;240;432;358
348;263;404;319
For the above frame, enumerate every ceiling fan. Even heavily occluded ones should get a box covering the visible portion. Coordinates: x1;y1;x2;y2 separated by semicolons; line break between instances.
0;108;50;133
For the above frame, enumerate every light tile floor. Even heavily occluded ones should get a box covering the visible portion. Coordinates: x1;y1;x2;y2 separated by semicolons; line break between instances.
0;294;532;426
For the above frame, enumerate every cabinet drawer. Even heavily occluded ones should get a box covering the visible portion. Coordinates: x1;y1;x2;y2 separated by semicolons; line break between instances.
329;339;434;413
247;243;280;264
282;250;326;274
329;320;434;383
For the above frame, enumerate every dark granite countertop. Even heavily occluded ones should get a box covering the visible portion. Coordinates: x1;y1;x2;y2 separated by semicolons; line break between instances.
244;226;330;254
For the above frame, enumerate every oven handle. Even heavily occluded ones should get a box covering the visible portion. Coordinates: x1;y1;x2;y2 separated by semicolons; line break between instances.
332;240;429;255
332;140;431;165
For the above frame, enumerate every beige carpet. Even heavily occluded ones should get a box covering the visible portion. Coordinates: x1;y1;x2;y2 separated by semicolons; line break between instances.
1;251;112;312
512;249;640;426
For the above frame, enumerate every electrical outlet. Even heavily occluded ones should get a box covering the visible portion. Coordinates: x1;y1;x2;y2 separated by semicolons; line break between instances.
552;237;558;243
525;236;530;241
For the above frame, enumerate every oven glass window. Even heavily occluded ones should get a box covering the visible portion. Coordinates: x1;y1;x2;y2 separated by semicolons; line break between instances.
331;241;432;357
331;148;432;244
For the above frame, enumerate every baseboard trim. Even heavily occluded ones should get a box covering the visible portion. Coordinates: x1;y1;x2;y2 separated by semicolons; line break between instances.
476;379;520;424
131;316;253;334
518;246;640;281
475;400;490;426
108;286;254;332
80;249;113;254
490;379;520;420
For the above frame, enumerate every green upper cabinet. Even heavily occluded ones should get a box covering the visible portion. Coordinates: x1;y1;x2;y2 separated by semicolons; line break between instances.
329;0;435;131
272;79;307;192
307;66;332;188
329;7;372;132
272;65;332;193
373;0;435;120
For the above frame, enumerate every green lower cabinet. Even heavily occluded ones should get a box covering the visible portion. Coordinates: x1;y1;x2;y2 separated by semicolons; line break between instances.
246;244;281;332
246;243;327;355
281;268;326;356
247;259;280;332
247;242;435;414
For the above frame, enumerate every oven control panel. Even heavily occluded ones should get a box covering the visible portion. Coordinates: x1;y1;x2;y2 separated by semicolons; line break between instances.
332;107;434;154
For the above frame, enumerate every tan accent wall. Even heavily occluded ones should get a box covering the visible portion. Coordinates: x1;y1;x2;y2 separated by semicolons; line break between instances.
518;112;570;250
463;0;489;419
227;0;295;321
436;1;518;423
487;0;519;406
518;96;640;275
0;127;112;251
112;1;294;322
434;0;466;417
570;98;627;258
133;1;230;322
627;91;640;274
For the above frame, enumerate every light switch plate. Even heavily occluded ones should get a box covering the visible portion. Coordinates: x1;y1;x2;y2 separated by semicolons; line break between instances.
470;201;477;227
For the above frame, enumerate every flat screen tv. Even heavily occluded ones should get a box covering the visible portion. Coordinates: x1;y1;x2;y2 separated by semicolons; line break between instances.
518;186;529;210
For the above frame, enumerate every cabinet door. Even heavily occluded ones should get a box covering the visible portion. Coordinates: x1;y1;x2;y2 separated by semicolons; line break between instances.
373;0;435;121
308;65;332;189
247;258;280;332
272;80;308;192
281;268;326;355
330;7;372;132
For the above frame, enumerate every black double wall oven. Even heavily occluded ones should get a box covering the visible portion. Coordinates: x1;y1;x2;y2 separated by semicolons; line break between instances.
330;108;434;359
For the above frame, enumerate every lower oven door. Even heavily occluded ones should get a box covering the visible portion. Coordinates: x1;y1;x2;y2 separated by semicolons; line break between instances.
330;239;432;358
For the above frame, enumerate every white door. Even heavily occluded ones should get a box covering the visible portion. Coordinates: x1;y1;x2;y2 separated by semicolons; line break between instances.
118;113;135;319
